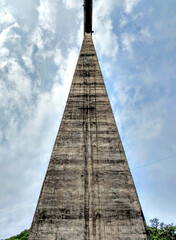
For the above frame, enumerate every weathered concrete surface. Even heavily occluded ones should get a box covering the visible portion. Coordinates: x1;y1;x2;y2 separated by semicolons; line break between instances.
28;34;147;240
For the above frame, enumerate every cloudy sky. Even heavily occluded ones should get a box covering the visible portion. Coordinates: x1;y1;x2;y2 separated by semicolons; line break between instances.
0;0;176;238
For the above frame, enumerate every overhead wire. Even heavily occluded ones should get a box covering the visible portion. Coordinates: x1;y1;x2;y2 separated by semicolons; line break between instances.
131;153;176;171
1;154;176;215
0;201;37;216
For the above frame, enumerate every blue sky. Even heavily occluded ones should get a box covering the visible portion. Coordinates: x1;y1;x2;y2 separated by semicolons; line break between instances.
0;0;176;238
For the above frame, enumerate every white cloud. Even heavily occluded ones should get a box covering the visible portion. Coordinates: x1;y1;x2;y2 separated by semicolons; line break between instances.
122;32;136;53
54;47;78;84
31;27;44;50
0;6;14;25
22;46;34;72
93;0;119;58
98;0;141;14
5;59;31;99
0;128;3;141
140;67;155;86
140;27;151;39
94;19;118;58
120;15;128;28
54;48;63;66
37;0;58;32
139;118;163;140
62;0;80;9
0;47;9;57
132;12;144;20
125;0;141;13
41;50;55;59
0;22;19;47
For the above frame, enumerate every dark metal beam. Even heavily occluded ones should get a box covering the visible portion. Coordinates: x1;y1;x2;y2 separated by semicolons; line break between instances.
84;0;93;34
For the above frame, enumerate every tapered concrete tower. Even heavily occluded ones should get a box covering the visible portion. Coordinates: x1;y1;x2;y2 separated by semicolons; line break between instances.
29;1;147;239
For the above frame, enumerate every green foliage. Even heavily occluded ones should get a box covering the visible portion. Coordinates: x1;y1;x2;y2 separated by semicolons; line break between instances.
147;218;176;240
6;229;29;240
5;219;176;240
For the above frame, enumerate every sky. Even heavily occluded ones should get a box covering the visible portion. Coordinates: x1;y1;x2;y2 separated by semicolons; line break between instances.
0;0;176;238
